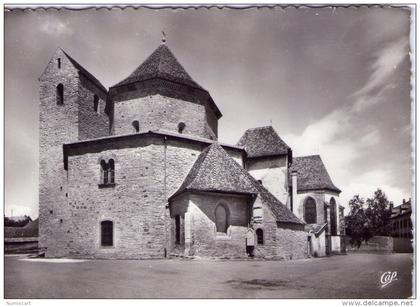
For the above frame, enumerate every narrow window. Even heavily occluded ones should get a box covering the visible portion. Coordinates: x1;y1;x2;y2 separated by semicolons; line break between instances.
215;204;229;233
178;122;186;134
256;228;264;245
56;83;64;105
175;215;181;244
132;120;139;133
304;197;317;224
330;197;337;235
57;58;61;69
101;220;113;247
100;159;108;184
93;95;99;113
109;159;115;184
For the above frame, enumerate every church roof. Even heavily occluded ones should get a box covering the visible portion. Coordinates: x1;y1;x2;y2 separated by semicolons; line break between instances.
290;155;341;193
62;50;108;93
171;143;304;225
237;126;290;158
112;43;204;90
171;143;258;197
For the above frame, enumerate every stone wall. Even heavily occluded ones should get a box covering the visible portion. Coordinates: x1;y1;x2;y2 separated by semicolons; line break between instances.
253;195;308;260
39;49;80;257
77;74;109;140
170;193;251;258
62;137;206;258
246;155;288;204
111;91;217;140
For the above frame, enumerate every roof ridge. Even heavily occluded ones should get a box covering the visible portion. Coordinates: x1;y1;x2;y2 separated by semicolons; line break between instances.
62;50;107;92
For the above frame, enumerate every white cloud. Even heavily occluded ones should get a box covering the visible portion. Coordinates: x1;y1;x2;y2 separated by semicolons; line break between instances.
352;37;409;112
282;36;410;211
39;16;72;36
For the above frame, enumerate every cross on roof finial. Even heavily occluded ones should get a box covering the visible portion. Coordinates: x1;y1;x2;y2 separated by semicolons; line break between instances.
161;31;166;44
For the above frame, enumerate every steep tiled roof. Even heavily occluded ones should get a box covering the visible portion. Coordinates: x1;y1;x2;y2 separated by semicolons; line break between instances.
391;200;412;218
171;143;304;225
62;50;108;93
113;44;204;90
237;126;290;158
290;155;341;193
171;143;258;197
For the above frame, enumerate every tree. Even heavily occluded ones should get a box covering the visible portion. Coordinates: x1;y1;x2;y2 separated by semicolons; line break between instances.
365;189;392;236
345;195;371;247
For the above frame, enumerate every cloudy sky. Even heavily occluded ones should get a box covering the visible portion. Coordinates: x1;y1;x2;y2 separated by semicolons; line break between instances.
5;6;413;218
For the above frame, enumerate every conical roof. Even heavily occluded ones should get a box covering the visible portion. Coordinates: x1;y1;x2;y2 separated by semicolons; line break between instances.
113;43;204;90
171;143;258;197
237;126;290;158
290;155;341;193
170;143;304;225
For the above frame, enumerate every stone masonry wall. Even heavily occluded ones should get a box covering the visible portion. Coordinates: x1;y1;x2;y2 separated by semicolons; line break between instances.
77;74;109;140
187;193;250;258
253;195;308;260
39;49;80;257
246;156;289;204
64;137;203;258
112;93;216;140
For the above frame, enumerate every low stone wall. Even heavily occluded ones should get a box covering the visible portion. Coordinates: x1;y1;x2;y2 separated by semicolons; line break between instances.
5;237;39;254
345;236;393;254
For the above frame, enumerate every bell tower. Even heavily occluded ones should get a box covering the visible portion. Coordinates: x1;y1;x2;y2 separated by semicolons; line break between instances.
109;40;221;140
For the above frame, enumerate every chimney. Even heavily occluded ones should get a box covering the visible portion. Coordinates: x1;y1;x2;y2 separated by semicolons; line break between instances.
291;171;298;215
390;201;394;211
403;198;406;205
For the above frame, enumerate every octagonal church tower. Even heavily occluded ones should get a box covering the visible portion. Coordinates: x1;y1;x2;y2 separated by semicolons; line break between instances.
108;41;221;140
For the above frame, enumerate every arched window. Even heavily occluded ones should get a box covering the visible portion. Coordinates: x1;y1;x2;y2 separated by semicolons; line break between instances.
330;197;337;236
93;95;99;113
132;120;139;133
304;197;317;224
256;228;264;245
100;159;108;184
57;58;61;69
56;83;64;105
101;220;113;247
215;204;229;233
109;159;115;184
100;159;115;186
178;122;186;134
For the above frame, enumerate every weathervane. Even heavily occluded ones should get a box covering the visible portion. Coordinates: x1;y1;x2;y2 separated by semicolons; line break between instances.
161;31;166;44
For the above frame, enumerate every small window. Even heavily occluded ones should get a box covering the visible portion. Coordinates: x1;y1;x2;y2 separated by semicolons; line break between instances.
256;228;264;245
109;159;115;184
178;122;186;133
175;215;181;244
100;159;108;185
56;83;64;105
57;58;61;69
257;180;262;184
132;120;139;133
101;220;113;247
93;95;99;113
100;159;115;186
215;204;229;233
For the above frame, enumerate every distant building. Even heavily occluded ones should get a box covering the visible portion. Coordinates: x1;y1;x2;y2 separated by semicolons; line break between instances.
391;199;412;239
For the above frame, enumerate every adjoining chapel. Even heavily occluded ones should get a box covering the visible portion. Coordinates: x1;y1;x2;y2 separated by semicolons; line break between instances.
39;39;345;259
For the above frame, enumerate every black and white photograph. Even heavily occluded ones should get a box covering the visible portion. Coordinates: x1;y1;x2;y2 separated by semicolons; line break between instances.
3;3;416;302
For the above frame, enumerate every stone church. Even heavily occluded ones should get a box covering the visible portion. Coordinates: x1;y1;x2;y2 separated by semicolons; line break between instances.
39;40;345;259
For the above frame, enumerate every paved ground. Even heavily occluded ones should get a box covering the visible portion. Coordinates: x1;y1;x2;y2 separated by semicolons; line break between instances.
5;253;413;299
